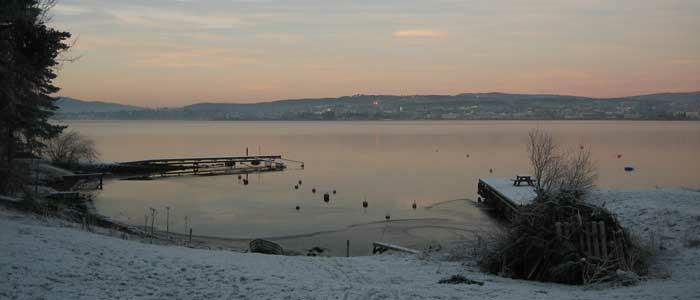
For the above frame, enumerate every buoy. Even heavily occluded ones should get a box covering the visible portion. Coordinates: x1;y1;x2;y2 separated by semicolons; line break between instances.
580;145;584;150
466;154;470;158
624;166;635;172
301;164;305;169
294;185;299;190
362;200;368;208
312;188;316;194
298;180;302;185
295;205;300;211
489;168;493;174
385;214;390;221
412;202;417;210
617;154;622;159
332;189;337;195
323;193;330;203
237;175;242;180
243;179;249;185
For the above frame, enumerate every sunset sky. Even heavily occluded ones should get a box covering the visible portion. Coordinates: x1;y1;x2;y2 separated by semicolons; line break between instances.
52;0;699;107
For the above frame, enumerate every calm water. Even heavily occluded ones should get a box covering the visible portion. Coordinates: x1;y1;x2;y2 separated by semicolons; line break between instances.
67;121;700;239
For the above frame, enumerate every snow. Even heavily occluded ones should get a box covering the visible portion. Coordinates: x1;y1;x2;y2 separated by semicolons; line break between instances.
480;177;537;206
587;188;700;251
2;188;700;299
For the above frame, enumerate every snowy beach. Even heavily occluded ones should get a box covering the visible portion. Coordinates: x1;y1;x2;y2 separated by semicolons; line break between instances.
2;188;699;299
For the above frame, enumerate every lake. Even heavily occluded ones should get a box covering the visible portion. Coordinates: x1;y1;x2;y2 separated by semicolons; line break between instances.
65;121;700;253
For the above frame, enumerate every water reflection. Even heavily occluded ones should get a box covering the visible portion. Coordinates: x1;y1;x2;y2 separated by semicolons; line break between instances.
64;121;700;240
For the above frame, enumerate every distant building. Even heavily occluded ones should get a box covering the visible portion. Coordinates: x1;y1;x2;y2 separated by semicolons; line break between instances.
685;111;700;119
441;112;459;119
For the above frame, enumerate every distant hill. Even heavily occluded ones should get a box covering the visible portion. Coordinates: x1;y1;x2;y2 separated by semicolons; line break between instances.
53;92;700;121
56;97;145;113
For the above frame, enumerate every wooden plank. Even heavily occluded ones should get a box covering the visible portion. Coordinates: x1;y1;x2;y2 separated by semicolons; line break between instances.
578;226;585;253
598;221;608;258
591;222;600;258
372;241;421;255
615;230;625;261
585;224;592;257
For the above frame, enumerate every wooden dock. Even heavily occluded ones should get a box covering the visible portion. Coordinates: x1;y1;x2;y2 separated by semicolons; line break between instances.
117;155;296;179
477;177;537;220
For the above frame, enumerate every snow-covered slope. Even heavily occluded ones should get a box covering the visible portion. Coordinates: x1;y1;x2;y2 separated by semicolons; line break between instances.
1;188;699;299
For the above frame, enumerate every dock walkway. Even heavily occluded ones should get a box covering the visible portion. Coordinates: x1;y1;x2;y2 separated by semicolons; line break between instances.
478;177;537;219
113;155;298;179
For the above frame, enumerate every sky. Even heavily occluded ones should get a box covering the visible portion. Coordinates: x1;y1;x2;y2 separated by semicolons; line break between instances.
51;0;700;107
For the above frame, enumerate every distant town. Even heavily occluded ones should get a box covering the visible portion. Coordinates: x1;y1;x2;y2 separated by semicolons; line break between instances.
56;92;700;121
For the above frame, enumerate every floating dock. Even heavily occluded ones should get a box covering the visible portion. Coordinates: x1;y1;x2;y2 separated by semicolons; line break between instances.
477;177;537;219
116;155;298;179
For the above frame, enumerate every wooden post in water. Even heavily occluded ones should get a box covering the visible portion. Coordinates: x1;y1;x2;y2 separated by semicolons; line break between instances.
189;228;193;245
346;240;350;257
165;206;170;236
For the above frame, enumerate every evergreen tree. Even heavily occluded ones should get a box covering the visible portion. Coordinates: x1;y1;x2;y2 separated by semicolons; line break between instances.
0;0;71;192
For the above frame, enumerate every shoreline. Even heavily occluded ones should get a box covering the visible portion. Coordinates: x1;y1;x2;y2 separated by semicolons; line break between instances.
2;187;698;299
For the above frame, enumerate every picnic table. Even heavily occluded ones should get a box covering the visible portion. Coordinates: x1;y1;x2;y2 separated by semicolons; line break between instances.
512;175;535;186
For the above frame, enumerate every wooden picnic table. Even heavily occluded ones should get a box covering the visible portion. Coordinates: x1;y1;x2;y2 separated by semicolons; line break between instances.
512;175;535;186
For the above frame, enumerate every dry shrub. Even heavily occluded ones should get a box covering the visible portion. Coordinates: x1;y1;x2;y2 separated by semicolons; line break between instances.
43;131;99;167
527;129;597;198
478;192;650;285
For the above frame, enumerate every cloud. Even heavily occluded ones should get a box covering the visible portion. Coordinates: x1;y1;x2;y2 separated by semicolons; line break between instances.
53;4;92;15
106;7;242;29
393;29;446;38
133;48;258;69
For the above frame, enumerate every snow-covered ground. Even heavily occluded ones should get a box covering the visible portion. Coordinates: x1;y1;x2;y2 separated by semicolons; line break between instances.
1;188;699;300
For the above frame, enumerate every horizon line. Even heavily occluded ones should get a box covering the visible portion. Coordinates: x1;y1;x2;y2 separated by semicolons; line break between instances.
59;90;700;109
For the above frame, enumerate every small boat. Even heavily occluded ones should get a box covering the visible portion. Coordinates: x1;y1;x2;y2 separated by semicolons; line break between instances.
249;239;284;255
624;166;635;172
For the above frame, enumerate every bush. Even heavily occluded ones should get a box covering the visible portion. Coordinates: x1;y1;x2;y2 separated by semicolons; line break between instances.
478;193;650;285
43;131;99;166
476;130;648;285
